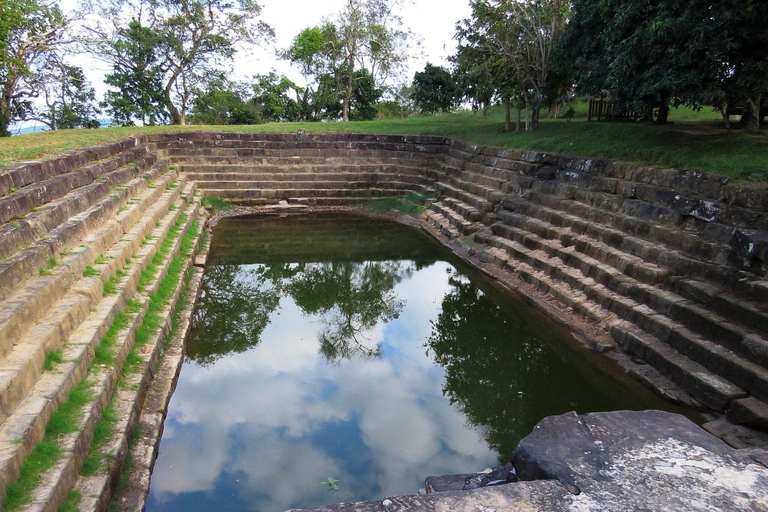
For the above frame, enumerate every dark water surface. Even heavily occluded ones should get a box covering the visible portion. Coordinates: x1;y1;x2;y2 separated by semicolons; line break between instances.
145;213;690;512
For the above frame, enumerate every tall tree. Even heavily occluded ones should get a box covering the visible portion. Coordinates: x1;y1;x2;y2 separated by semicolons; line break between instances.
455;0;568;130
24;53;100;130
410;63;458;114
0;0;68;136
101;20;167;126
560;0;768;129
251;72;303;122
285;0;413;121
81;0;274;125
190;73;258;125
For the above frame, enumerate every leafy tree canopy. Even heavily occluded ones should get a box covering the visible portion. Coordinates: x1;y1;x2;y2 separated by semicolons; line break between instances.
410;63;458;114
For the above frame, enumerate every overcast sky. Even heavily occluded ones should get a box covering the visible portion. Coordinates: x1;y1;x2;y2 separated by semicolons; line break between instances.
59;0;472;100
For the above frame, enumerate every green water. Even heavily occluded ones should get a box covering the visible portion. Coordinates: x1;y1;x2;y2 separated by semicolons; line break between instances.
145;213;693;512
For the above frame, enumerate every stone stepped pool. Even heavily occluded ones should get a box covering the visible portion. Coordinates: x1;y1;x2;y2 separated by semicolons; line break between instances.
145;213;692;512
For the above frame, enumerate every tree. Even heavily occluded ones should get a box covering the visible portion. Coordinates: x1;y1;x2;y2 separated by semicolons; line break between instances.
455;0;568;130
410;63;458;114
24;53;100;130
285;0;414;121
0;0;67;136
81;0;274;125
251;72;303;122
101;20;168;126
349;69;382;120
560;0;768;129
190;74;258;125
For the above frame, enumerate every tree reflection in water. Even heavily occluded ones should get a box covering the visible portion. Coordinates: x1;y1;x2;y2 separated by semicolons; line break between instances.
427;273;552;463
186;259;416;366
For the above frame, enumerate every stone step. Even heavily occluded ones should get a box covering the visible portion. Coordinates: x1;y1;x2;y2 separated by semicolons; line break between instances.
192;179;423;191
496;211;670;285
455;169;509;193
0;197;200;510
487;222;768;377
445;175;506;204
500;196;762;297
512;191;731;266
201;187;411;200
0;147;153;226
424;210;460;240
177;163;427;174
162;147;435;161
0;155;165;264
429;202;480;235
0;171;184;355
435;182;493;212
0;200;199;512
0;140;148;198
475;237;616;352
441;197;485;222
73;266;205;512
611;320;748;411
170;155;430;167
671;278;768;339
0;187;191;432
0;163;175;304
182;171;428;185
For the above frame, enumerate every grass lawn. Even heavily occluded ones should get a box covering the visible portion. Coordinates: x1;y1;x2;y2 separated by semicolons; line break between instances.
1;101;766;182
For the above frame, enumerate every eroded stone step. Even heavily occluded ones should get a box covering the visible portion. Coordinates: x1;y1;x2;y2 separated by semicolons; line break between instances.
0;164;177;305
192;179;423;191
0;140;149;198
424;210;460;240
496;211;669;285
513;191;731;266
445;175;505;204
611;320;747;411
500;196;751;291
0;173;185;358
0;199;201;510
0;192;191;433
484;227;768;378
182;172;428;185
201;188;412;200
435;182;492;212
429;202;480;235
0;147;154;226
0;156;166;264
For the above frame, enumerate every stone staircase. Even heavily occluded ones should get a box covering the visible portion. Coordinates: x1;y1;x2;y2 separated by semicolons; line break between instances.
426;143;768;432
0;131;766;512
153;133;441;206
0;140;206;512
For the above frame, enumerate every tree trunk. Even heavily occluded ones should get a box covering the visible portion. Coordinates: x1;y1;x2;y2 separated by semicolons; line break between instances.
1;82;14;137
516;105;521;132
717;104;732;132
655;102;670;125
738;94;761;132
504;97;511;132
530;98;542;130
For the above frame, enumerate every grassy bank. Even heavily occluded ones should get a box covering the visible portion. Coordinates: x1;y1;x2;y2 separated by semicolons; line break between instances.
1;104;766;181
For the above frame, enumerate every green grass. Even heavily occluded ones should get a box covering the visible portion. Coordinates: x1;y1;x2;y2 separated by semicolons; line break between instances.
82;265;100;278
1;104;766;181
44;350;64;371
80;399;118;476
4;381;92;512
57;489;82;512
201;197;236;211
366;192;434;214
38;256;58;276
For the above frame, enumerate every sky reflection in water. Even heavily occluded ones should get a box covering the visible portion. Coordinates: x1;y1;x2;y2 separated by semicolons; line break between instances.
145;214;682;512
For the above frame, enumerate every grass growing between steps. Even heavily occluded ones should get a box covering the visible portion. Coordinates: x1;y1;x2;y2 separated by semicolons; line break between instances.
79;219;200;493
3;382;93;512
201;197;236;212
1;105;766;181
366;192;434;214
0;210;196;512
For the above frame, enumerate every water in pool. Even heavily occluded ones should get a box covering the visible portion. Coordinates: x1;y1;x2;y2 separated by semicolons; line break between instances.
145;213;690;512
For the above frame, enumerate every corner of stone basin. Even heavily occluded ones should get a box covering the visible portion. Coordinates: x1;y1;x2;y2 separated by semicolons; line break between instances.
289;410;768;512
